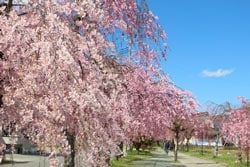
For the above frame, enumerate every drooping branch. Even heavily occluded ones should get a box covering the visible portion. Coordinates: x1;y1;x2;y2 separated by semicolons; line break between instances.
0;0;25;15
3;0;13;13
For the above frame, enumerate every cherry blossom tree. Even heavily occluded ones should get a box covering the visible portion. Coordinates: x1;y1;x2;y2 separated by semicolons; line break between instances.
0;52;5;162
182;114;199;152
164;88;197;161
124;67;176;153
121;67;198;158
203;101;232;158
221;97;250;166
194;113;213;155
0;0;169;166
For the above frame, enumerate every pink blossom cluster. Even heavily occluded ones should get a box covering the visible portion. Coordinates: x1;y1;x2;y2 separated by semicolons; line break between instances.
222;97;250;152
0;0;195;166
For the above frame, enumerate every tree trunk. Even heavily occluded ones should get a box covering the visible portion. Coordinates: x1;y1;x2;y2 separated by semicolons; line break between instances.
118;142;123;153
213;134;219;158
201;132;204;155
174;131;179;162
180;140;184;151
4;0;13;13
246;148;249;167
133;141;142;154
237;141;242;163
186;138;190;152
115;142;123;160
64;132;75;167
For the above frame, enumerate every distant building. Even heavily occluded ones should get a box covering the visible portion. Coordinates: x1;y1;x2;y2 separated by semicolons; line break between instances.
190;137;223;147
189;112;224;147
2;135;38;154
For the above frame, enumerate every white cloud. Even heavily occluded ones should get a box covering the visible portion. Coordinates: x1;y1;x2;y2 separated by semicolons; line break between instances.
201;69;234;77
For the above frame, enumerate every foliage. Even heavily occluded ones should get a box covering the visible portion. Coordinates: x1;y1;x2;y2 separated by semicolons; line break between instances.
221;97;250;166
0;0;199;166
163;89;197;161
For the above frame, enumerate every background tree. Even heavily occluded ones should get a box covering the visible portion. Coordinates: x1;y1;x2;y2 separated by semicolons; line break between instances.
202;101;232;158
193;112;213;155
123;66;177;154
0;52;5;162
164;89;197;161
221;97;250;167
181;114;199;152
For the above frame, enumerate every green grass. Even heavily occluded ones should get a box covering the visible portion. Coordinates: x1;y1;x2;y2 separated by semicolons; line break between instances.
111;149;153;167
180;146;249;167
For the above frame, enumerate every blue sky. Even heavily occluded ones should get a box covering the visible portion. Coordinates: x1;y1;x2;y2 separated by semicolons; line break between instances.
147;0;250;107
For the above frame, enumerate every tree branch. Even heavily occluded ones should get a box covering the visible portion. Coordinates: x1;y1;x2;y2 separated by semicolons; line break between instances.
4;0;13;13
0;1;25;15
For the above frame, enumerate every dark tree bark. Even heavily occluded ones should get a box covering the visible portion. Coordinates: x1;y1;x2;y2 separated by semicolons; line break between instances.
1;0;13;13
133;141;142;155
115;142;123;160
174;130;179;162
186;138;190;152
64;131;75;167
201;132;204;155
237;141;242;163
246;148;249;167
6;0;13;12
213;133;219;158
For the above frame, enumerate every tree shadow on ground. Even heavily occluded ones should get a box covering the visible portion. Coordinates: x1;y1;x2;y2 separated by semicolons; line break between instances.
2;160;31;164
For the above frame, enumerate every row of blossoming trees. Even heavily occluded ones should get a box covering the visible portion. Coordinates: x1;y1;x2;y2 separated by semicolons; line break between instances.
0;0;197;166
185;99;249;167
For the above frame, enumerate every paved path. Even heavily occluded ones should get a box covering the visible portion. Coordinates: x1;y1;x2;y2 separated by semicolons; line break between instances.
0;154;64;167
130;148;226;167
0;154;49;167
130;149;186;167
177;152;226;167
129;149;184;167
0;149;226;167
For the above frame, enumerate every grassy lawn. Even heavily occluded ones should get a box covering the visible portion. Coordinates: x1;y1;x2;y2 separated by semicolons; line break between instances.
180;146;248;167
111;149;153;167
